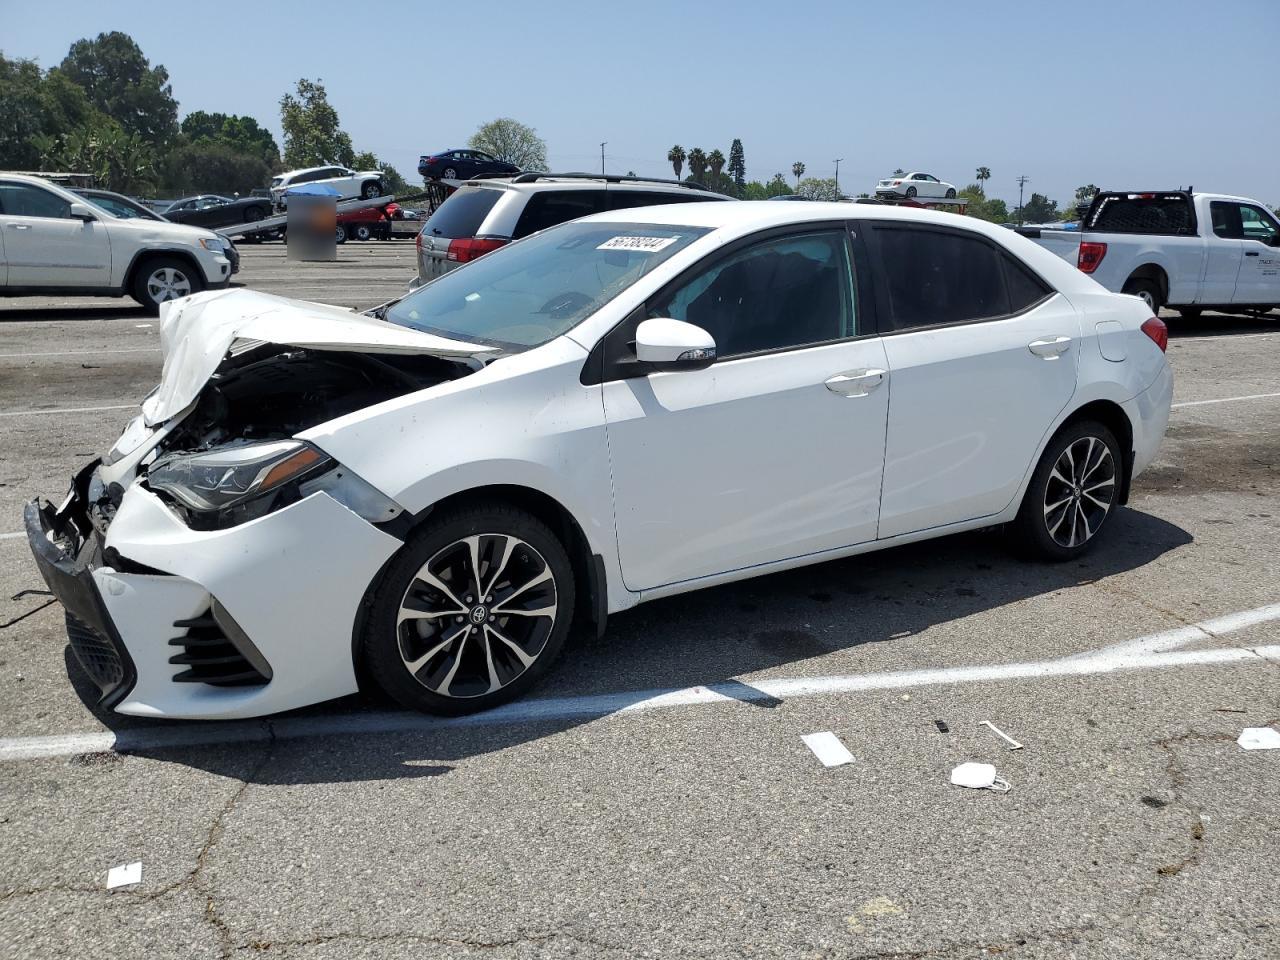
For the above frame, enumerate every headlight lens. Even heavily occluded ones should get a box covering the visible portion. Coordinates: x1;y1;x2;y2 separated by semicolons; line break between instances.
147;440;330;514
200;236;228;252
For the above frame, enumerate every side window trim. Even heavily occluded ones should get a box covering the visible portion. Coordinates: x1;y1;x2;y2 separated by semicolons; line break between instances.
861;220;1054;336
582;220;880;386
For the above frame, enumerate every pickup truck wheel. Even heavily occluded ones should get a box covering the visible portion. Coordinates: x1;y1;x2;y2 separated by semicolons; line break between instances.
1177;307;1202;320
1010;420;1121;562
363;503;576;716
130;257;204;314
354;224;373;241
361;181;382;199
1123;278;1163;314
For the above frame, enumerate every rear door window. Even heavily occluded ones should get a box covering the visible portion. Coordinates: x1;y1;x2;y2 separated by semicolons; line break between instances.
422;188;505;239
607;190;705;211
872;225;1013;330
513;190;608;238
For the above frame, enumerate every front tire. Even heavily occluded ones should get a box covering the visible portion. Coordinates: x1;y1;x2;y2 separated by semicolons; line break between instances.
1177;306;1202;320
1010;421;1121;561
335;224;347;244
364;504;576;715
130;257;204;314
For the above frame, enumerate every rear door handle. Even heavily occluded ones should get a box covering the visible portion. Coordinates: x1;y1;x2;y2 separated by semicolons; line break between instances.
1028;336;1072;358
825;368;886;397
1245;251;1260;257
7;223;32;230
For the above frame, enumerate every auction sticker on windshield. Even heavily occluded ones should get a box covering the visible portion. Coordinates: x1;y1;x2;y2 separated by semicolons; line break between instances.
597;235;681;252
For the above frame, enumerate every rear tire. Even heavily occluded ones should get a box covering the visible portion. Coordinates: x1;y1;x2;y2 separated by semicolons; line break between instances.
945;188;957;199
442;167;458;180
361;181;382;199
363;503;576;716
1009;420;1122;562
243;206;266;223
1123;277;1163;314
1177;306;1202;320
130;257;204;314
905;186;917;198
354;223;373;241
335;224;347;244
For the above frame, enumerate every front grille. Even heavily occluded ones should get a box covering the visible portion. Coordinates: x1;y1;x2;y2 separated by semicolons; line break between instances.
169;610;271;687
66;612;126;690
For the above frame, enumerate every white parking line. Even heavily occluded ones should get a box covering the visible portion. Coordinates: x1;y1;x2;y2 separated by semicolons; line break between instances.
0;347;160;359
1172;391;1280;409
0;602;1276;762
0;531;26;541
0;403;135;419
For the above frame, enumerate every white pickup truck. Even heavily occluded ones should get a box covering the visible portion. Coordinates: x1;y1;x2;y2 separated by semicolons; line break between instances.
1019;190;1280;318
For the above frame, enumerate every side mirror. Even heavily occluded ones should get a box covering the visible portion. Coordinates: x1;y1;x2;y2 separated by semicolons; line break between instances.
69;202;96;222
635;318;716;370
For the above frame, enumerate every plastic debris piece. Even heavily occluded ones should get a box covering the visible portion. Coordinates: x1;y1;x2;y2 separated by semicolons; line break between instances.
979;720;1023;750
1237;727;1280;751
106;862;142;889
934;720;950;733
802;731;855;767
950;762;1011;792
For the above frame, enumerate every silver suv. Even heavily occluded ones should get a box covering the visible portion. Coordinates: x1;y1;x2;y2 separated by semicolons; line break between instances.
414;173;730;285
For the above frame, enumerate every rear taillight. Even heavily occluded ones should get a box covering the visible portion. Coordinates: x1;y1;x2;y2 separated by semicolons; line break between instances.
1141;316;1168;352
446;237;508;263
415;231;423;252
1078;241;1108;273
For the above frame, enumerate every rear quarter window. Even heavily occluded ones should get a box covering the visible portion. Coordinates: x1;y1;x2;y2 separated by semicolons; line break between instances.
422;188;505;239
512;191;608;239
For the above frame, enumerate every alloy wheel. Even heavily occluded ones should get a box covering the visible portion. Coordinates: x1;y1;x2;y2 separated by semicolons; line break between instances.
396;534;558;699
146;267;191;303
1043;436;1115;548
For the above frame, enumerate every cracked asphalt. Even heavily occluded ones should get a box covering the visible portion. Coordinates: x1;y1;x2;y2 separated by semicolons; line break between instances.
1;242;1278;958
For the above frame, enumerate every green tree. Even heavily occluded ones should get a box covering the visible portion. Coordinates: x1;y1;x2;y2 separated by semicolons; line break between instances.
1020;192;1059;223
279;78;355;168
742;180;767;200
766;173;792;197
728;138;746;196
31;118;159;193
667;144;685;181
796;177;840;201
791;161;805;188
1065;183;1099;220
181;111;280;167
975;166;991;195
469;117;547;171
958;184;1009;223
0;54;100;169
707;149;726;191
351;149;414;195
687;147;708;184
59;32;178;147
161;140;271;196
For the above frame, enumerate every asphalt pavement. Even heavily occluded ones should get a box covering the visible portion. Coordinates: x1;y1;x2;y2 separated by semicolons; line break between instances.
1;241;1277;959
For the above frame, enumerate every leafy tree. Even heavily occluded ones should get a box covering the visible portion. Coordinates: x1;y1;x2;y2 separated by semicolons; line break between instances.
0;54;100;169
975;166;991;195
161;141;271;196
958;184;1009;223
181;111;280;167
59;32;178;146
279;78;355;168
1019;192;1059;224
687;147;708;185
469;117;547;171
667;145;685;181
792;161;805;187
766;173;792;197
351;149;414;195
707;149;726;192
742;180;767;200
31;118;159;193
728;139;746;196
1064;183;1099;220
796;177;840;201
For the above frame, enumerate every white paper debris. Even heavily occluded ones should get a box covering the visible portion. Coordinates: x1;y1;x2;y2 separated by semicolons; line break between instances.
1237;727;1280;751
950;762;1011;792
979;720;1024;750
596;235;679;252
106;862;142;889
802;731;855;767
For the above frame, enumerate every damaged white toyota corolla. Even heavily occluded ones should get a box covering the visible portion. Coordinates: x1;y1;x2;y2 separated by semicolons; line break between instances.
27;202;1172;720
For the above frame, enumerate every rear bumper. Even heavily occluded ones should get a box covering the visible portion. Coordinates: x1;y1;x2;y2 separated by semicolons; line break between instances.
1125;360;1174;481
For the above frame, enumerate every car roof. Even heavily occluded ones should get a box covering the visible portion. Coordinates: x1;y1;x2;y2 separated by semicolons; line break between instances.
463;176;726;197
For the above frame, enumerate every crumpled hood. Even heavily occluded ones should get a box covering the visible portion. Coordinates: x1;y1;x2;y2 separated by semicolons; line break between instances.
141;288;496;426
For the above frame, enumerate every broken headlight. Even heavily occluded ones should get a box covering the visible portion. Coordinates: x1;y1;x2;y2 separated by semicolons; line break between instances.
147;440;330;514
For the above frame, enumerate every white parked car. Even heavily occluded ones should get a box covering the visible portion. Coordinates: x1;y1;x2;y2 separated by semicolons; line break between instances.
269;165;386;208
0;174;235;313
876;172;958;200
27;201;1172;720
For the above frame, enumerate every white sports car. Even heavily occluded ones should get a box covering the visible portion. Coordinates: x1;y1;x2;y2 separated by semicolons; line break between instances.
27;201;1172;720
876;172;958;200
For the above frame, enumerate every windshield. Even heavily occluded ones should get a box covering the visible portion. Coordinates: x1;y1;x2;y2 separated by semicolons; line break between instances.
385;220;711;349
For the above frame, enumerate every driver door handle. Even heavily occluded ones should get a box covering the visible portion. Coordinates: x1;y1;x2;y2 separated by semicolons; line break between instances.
1028;336;1072;358
825;368;886;397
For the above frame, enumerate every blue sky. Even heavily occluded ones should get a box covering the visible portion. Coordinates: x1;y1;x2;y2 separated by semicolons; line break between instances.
2;0;1277;207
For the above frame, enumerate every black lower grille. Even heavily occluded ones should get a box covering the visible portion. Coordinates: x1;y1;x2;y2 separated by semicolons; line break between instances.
66;612;126;690
169;610;270;687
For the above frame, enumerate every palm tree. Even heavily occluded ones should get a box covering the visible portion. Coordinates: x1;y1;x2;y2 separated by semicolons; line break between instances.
976;166;991;196
668;145;686;181
792;161;805;188
707;149;725;190
687;147;708;185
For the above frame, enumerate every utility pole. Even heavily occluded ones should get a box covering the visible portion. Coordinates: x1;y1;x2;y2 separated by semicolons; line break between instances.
833;158;843;196
600;142;607;175
1016;175;1030;224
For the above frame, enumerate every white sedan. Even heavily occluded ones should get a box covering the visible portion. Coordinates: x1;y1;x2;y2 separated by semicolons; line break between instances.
27;202;1172;719
876;172;958;199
